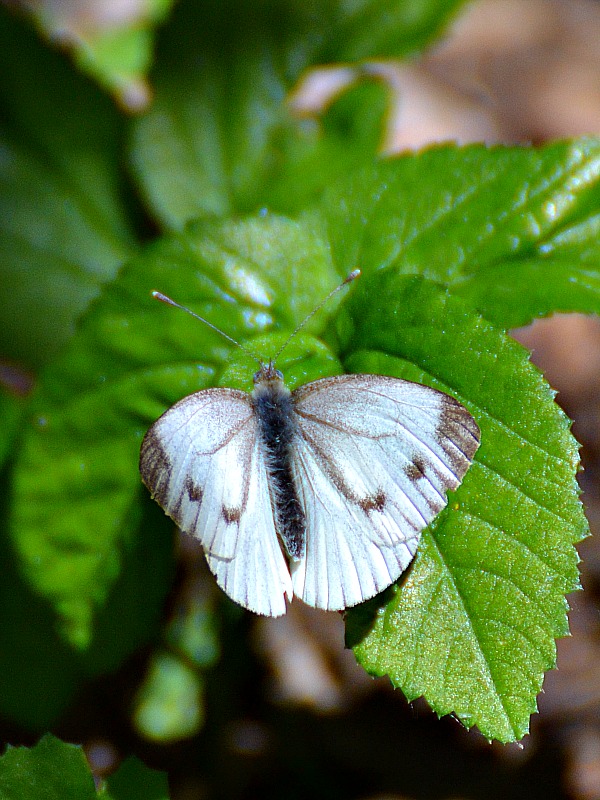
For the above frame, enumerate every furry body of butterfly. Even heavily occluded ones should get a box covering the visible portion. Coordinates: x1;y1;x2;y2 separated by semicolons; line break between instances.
140;361;480;617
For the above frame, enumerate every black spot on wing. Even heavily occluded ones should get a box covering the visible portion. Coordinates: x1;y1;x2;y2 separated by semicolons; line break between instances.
185;476;204;504
404;457;427;482
222;506;242;525
359;489;387;514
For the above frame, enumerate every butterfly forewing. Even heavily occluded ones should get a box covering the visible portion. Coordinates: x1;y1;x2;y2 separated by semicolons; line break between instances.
140;389;292;615
289;374;480;610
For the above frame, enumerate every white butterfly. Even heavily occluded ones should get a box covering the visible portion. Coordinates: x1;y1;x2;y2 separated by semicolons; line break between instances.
140;276;480;616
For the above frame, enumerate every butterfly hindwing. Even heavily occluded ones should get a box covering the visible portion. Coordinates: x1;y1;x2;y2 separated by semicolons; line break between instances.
140;389;292;615
290;374;480;610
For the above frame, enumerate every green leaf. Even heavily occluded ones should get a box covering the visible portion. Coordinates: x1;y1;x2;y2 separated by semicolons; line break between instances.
0;8;136;367
344;271;586;742
323;140;600;326
0;735;96;800
319;0;468;62
9;214;340;658
129;0;465;228
11;0;173;110
103;755;169;800
60;2;174;111
0;387;27;471
0;734;170;800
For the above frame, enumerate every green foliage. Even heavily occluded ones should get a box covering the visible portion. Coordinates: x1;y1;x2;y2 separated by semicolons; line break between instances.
0;735;96;800
343;273;583;741
0;9;136;366
0;734;170;800
102;755;170;799
0;0;595;750
13;1;173;110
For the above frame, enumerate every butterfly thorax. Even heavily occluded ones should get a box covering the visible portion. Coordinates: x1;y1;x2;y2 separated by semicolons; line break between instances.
252;363;305;561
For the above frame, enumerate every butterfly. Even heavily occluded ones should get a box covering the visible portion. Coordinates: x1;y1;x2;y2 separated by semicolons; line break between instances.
139;274;480;616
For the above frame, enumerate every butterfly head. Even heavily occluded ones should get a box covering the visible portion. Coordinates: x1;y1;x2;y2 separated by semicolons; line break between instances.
253;360;285;392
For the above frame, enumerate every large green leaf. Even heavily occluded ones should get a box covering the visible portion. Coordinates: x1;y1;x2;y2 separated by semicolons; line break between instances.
129;0;465;228
0;8;136;367
323;140;600;326
344;271;585;742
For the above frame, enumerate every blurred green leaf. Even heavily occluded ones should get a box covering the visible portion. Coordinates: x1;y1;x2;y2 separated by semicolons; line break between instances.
16;0;173;110
0;735;96;800
165;593;220;669
65;1;173;111
133;650;204;742
344;272;585;742
320;0;468;62
102;755;170;800
0;8;136;367
0;733;170;800
129;0;465;228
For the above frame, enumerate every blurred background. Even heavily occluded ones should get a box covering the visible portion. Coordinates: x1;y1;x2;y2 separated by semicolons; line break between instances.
3;0;600;798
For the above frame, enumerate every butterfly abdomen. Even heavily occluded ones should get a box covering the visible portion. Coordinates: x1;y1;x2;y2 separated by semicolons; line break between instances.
252;372;305;561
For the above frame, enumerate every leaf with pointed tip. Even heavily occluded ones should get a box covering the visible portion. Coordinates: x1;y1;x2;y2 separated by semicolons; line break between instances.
343;271;585;742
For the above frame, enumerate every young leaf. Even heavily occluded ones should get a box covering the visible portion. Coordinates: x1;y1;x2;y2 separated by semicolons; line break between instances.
132;651;205;742
344;271;586;742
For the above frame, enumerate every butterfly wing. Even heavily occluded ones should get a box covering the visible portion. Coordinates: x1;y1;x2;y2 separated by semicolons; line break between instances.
140;389;292;616
290;374;480;610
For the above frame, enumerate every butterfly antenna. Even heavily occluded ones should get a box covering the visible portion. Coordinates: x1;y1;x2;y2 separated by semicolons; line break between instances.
271;269;361;363
151;291;262;365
